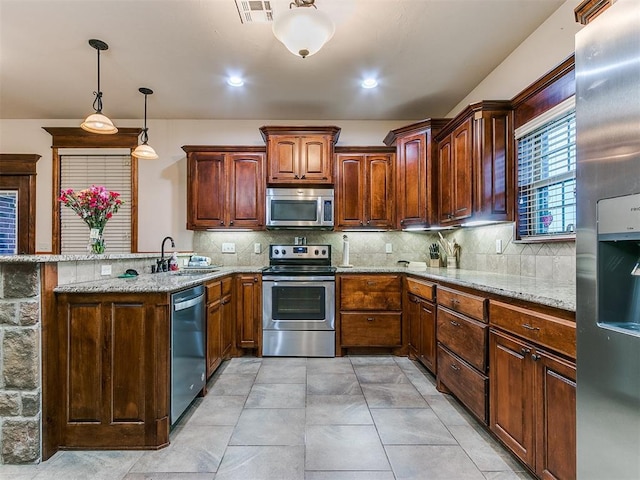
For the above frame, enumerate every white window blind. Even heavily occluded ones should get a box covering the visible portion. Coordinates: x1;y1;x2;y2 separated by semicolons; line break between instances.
60;154;132;254
516;97;576;241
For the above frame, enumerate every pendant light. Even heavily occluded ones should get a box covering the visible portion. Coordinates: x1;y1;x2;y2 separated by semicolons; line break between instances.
272;0;334;59
80;39;118;134
132;87;158;160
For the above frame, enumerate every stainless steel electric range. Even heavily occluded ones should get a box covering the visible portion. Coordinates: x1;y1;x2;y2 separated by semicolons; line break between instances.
261;244;336;357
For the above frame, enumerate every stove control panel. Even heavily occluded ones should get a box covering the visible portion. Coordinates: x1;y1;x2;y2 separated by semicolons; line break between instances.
269;244;330;260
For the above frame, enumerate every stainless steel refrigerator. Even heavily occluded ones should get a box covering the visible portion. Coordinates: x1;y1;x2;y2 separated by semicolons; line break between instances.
576;0;640;478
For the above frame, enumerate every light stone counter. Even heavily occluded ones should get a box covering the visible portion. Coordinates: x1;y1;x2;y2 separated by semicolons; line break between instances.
53;266;262;294
336;266;575;312
0;253;162;263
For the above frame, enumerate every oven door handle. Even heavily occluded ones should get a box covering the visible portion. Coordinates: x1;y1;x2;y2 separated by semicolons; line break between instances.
263;277;335;284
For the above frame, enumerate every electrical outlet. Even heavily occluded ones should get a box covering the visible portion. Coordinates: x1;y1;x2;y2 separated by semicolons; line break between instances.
385;243;393;254
221;242;236;253
183;258;189;266
254;243;262;254
100;264;112;276
495;239;503;254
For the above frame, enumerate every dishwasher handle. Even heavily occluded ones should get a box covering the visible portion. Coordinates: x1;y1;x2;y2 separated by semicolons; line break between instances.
174;294;205;312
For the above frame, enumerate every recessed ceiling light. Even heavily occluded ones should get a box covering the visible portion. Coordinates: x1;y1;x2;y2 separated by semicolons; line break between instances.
227;76;244;87
361;78;378;89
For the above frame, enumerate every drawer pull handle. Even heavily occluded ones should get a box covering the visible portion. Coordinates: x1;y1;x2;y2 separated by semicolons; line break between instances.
451;298;460;305
422;307;432;314
450;320;460;327
522;323;540;331
531;353;541;361
367;281;376;286
367;317;374;322
521;347;531;355
450;364;460;371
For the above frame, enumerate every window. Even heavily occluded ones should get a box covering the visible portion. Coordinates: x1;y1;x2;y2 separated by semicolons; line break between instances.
0;191;18;254
60;154;132;254
516;96;576;241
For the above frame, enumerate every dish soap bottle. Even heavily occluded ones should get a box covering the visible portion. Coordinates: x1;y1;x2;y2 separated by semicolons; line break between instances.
169;252;179;271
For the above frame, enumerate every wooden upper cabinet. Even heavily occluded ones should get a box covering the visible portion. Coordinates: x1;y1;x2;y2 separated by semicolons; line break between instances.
260;126;341;185
335;147;395;230
574;0;613;25
183;146;265;230
435;101;514;226
384;119;449;229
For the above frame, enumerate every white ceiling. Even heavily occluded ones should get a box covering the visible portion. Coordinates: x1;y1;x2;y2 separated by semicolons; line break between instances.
0;0;565;121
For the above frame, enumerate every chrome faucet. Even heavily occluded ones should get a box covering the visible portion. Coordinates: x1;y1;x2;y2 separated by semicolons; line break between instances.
159;236;175;272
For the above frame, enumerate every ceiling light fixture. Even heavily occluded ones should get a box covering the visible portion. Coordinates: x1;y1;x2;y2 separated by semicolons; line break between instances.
227;76;244;87
361;78;378;89
272;0;334;59
131;87;158;160
80;39;118;134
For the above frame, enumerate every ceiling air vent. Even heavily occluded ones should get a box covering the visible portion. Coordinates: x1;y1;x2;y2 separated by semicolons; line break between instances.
234;0;273;23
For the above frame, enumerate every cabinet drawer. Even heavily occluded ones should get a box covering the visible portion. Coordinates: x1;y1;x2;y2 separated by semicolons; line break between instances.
340;312;402;347
340;275;402;311
437;344;488;424
437;307;488;372
438;286;487;323
490;300;576;359
206;280;222;303
406;277;436;302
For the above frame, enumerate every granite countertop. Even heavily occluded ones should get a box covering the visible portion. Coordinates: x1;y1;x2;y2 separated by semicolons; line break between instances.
53;267;262;294
337;266;575;312
53;263;575;312
0;253;165;263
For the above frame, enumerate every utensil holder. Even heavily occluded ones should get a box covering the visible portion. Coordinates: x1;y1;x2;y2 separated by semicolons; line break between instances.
429;258;440;268
446;256;457;269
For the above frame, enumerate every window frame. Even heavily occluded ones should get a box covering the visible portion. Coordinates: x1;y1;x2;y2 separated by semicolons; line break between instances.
514;96;576;243
43;127;141;254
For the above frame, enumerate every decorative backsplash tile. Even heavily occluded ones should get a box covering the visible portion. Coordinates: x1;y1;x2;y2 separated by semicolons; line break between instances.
193;222;576;283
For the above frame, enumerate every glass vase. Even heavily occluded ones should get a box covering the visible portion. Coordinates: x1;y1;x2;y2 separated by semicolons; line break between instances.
89;228;105;254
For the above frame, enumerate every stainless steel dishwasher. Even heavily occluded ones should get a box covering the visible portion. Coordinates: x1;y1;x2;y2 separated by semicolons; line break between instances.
170;284;206;425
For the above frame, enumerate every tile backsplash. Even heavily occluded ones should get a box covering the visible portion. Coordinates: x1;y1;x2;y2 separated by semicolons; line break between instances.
193;222;575;283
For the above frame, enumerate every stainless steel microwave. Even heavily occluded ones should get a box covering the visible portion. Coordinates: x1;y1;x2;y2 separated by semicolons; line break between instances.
266;187;334;229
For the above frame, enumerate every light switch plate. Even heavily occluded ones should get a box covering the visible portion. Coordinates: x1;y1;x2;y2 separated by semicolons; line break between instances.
254;243;262;254
495;239;503;254
101;264;112;276
385;243;393;254
222;242;236;253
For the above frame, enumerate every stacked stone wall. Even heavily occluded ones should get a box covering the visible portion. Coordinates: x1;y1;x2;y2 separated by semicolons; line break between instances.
0;263;40;464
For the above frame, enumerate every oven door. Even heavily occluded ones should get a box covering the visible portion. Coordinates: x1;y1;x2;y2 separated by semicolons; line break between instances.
262;277;335;331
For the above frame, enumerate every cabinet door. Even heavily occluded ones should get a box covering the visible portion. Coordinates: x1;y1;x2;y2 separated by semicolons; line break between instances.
438;136;454;224
268;136;299;182
187;152;226;229
365;154;394;228
452;118;473;222
299;136;332;183
336;154;365;228
489;329;535;467
397;133;428;228
236;274;261;349
419;299;436;374
206;298;222;378
535;350;576;480
221;292;234;359
228;153;265;229
406;294;421;358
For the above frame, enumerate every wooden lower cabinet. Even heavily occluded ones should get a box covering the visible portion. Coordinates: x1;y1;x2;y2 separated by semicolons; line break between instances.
220;277;234;358
56;292;171;449
338;274;403;354
490;328;576;480
236;273;262;351
406;293;436;374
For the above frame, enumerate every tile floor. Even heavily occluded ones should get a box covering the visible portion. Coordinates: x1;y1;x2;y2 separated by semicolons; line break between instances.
1;356;535;480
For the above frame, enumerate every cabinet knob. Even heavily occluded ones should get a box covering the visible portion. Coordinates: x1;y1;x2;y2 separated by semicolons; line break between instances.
531;353;541;361
450;364;460;371
230;221;234;226
254;277;258;283
520;347;531;355
294;174;300;179
400;219;405;224
322;177;328;180
220;221;225;226
301;174;306;179
367;317;374;322
360;221;364;225
366;220;370;225
449;320;460;327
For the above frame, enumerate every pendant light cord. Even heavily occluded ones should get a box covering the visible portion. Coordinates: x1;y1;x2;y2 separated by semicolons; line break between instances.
141;93;149;144
92;47;103;114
